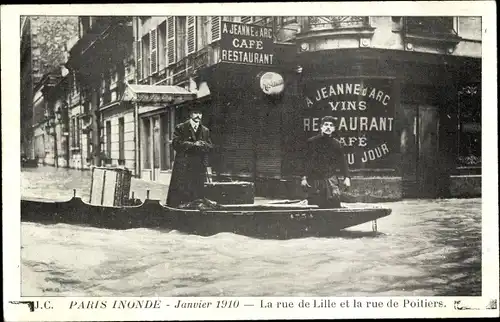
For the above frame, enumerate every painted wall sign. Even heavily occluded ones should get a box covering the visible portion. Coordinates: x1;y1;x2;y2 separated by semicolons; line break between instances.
220;21;274;66
302;79;396;169
259;72;284;95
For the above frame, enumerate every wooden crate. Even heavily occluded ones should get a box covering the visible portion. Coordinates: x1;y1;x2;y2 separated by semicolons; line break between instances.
89;167;132;206
204;181;255;205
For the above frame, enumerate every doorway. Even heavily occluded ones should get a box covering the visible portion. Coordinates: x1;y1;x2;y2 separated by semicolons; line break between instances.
401;104;445;198
417;105;441;197
141;112;174;183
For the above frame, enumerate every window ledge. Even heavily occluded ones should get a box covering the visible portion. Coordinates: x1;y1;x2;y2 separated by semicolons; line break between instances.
404;33;462;47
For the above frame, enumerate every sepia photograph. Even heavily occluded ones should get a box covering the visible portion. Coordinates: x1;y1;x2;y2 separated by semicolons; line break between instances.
2;2;498;320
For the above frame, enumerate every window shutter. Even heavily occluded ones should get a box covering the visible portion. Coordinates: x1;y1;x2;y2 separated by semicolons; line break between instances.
186;16;197;55
241;16;253;24
150;28;158;74
166;16;176;66
210;16;221;43
136;40;143;80
163;22;168;69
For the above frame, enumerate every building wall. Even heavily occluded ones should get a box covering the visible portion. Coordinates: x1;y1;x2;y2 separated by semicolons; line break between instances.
53;15;482;200
297;16;481;58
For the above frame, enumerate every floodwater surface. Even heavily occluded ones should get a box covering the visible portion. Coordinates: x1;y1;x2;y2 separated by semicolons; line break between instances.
20;167;481;296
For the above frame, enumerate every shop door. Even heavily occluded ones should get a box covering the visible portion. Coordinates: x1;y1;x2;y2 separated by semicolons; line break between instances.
417;105;441;197
152;116;161;181
401;104;418;197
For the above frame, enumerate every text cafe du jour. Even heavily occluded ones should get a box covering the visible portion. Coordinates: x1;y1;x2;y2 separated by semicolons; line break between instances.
302;81;396;168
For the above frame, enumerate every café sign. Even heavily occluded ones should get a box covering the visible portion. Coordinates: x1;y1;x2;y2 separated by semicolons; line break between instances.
220;21;274;66
259;72;284;95
302;79;396;168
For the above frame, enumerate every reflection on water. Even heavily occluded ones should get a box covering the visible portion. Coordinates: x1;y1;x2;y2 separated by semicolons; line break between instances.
21;167;481;296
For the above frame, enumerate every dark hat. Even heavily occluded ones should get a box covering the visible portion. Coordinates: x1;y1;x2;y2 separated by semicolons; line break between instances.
321;115;336;125
188;103;203;113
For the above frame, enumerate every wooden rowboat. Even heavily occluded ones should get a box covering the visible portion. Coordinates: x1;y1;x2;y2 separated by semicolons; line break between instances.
21;195;392;239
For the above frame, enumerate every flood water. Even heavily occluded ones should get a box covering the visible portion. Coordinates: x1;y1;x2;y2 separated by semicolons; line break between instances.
20;167;481;296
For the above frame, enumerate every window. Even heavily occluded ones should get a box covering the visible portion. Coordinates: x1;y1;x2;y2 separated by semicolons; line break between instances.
158;21;167;70
405;17;456;36
457;84;481;167
283;16;298;24
118;117;125;162
136;39;143;80
142;33;150;80
176;16;187;61
106;120;112;159
197;16;209;50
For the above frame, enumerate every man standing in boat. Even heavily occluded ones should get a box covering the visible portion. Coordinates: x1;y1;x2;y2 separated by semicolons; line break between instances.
166;104;214;207
301;115;351;208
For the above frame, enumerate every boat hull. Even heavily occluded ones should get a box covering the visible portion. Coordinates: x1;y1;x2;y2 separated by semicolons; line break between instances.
21;197;392;239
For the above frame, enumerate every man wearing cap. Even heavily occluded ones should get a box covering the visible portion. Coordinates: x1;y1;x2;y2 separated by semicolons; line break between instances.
300;115;351;208
166;105;214;207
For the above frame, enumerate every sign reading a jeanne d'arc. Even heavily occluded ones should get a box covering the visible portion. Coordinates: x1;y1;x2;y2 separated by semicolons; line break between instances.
302;79;396;169
220;21;274;66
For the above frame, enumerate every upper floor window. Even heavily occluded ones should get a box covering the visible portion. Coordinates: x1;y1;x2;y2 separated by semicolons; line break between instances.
158;21;167;71
307;16;369;31
176;16;187;61
253;16;273;27
405;17;457;37
197;16;209;51
141;33;150;80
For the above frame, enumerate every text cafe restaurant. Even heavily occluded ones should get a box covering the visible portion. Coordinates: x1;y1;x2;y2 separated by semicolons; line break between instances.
200;21;469;200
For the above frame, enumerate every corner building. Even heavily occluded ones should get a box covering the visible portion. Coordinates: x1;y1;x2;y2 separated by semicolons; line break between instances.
286;17;481;199
132;16;482;200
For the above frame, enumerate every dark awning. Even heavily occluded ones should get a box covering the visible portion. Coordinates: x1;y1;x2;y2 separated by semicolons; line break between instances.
122;83;196;104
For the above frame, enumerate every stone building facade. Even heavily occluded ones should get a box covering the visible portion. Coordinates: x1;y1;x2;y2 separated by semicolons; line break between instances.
21;16;78;162
27;15;482;200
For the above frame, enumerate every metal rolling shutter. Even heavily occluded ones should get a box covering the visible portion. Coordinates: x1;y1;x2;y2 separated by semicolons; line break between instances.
255;105;282;177
218;100;255;177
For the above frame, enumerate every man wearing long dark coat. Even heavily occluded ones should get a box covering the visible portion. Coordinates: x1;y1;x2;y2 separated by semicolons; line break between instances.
166;106;213;207
301;116;351;208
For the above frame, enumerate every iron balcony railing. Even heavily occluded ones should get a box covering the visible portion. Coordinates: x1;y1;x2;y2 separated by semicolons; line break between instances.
306;16;370;31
